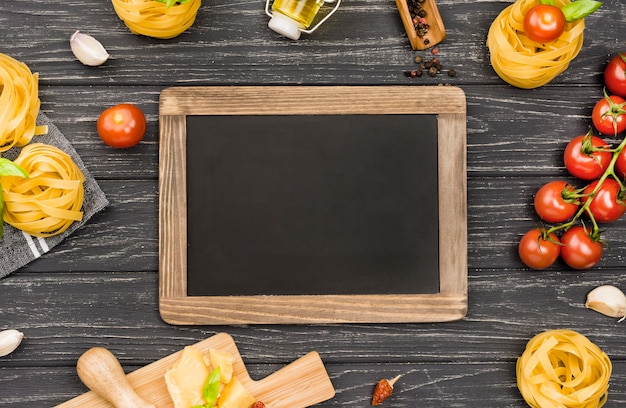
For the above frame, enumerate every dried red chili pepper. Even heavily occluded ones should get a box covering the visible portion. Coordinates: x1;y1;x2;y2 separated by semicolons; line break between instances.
371;374;401;405
251;402;266;408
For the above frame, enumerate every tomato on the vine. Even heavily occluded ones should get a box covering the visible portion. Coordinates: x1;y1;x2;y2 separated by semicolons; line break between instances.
591;93;626;136
97;103;146;148
605;52;626;98
582;178;626;223
519;228;560;270
534;180;579;223
560;225;603;269
615;148;626;180
563;133;612;180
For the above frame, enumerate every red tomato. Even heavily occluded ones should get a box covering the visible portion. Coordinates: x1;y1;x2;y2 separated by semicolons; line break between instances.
563;134;612;180
560;226;603;269
605;52;626;98
523;5;566;43
591;94;626;136
583;178;626;223
615;148;626;180
534;180;579;223
97;104;146;148
519;228;560;270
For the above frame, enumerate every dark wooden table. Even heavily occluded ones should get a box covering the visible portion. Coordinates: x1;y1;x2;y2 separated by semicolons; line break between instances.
1;0;626;406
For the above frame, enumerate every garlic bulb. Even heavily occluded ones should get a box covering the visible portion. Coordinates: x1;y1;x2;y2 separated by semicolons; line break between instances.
0;329;24;357
70;31;110;66
585;285;626;322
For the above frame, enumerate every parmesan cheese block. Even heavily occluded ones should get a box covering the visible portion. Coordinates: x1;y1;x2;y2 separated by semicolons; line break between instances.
164;346;210;408
209;348;235;384
217;377;256;408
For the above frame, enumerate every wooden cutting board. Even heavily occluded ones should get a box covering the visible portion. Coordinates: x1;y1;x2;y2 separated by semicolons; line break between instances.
56;332;335;408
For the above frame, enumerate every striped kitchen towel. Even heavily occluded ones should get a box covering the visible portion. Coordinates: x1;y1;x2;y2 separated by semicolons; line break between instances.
0;112;109;279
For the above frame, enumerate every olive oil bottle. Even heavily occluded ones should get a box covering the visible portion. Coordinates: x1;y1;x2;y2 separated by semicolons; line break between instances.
268;0;326;40
272;0;324;27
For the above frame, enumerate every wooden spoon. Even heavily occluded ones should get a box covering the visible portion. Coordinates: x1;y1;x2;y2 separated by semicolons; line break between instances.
395;0;446;50
76;347;157;408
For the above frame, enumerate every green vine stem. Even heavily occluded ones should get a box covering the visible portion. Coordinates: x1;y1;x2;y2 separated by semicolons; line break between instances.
543;128;626;241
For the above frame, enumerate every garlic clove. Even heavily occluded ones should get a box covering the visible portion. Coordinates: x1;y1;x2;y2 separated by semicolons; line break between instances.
585;285;626;322
70;30;110;66
0;329;24;357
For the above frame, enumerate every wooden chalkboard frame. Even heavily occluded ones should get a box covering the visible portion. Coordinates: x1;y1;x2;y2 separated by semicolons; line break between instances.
159;86;467;325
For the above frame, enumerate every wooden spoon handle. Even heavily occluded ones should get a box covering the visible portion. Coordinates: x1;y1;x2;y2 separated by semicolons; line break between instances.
76;347;157;408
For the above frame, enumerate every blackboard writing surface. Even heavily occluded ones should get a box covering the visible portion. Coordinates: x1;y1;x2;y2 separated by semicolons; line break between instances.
159;85;467;325
186;114;439;296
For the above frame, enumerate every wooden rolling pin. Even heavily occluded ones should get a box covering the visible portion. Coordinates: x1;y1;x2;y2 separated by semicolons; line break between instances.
76;347;157;408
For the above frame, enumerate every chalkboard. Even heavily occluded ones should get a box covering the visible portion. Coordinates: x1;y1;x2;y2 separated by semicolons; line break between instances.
159;86;467;324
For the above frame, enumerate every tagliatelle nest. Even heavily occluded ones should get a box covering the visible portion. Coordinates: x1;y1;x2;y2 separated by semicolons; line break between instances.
486;0;584;89
517;329;612;408
1;143;85;237
111;0;201;39
0;53;48;152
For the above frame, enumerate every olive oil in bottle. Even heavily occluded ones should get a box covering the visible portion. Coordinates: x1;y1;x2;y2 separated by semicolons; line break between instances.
272;0;324;27
268;0;325;40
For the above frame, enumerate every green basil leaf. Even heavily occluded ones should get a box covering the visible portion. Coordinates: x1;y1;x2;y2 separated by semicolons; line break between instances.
154;0;191;7
0;158;28;178
203;367;221;406
0;188;4;239
562;0;602;22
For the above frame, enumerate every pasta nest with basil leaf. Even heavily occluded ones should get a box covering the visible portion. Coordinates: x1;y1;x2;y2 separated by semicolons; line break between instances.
111;0;202;39
517;329;612;408
0;53;48;152
486;0;584;89
0;143;85;237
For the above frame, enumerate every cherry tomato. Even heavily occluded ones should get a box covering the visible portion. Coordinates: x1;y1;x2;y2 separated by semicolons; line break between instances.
560;226;603;269
615;148;626;180
582;178;626;223
604;52;626;98
523;5;566;43
534;180;579;223
591;94;626;136
519;228;560;270
563;133;612;180
97;103;146;148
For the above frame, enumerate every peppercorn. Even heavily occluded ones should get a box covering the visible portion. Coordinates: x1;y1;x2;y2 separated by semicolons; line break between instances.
428;66;438;77
414;55;424;64
448;69;457;77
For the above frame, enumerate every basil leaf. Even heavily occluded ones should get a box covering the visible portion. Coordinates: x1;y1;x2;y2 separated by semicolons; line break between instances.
203;367;221;406
154;0;191;7
0;188;4;239
0;158;27;240
562;0;602;22
0;158;28;178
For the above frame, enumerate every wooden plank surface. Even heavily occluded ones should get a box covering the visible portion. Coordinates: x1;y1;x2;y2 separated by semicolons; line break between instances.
0;0;625;406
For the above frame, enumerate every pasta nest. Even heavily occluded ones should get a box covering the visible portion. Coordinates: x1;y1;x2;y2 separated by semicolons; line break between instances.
111;0;202;39
486;0;585;89
1;143;85;237
517;329;612;408
0;53;47;152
